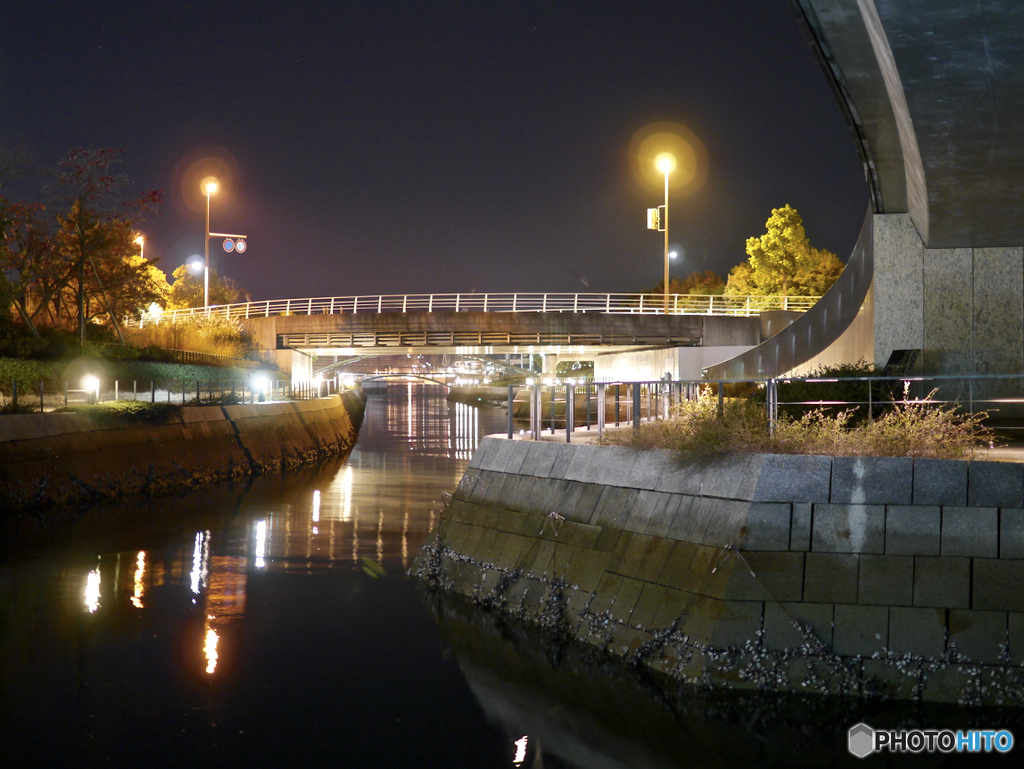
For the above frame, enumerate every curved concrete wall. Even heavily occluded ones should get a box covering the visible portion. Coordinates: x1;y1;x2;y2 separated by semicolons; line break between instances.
413;437;1024;705
0;391;365;513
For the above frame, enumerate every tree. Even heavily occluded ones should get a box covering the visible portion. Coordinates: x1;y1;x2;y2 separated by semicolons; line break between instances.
47;149;161;342
725;205;843;296
648;270;725;296
166;264;250;309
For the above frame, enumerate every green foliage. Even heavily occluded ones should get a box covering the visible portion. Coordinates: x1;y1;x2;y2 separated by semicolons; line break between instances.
53;400;183;425
648;270;725;296
166;264;249;309
606;383;992;459
725;205;843;297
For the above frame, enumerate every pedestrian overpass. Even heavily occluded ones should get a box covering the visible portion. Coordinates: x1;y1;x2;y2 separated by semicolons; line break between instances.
140;292;816;381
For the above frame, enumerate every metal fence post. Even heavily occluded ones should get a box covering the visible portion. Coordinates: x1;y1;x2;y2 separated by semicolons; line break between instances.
566;383;574;442
632;382;641;430
507;384;514;439
597;383;606;437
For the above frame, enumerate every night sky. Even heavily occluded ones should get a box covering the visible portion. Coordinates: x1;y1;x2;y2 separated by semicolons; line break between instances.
2;0;868;302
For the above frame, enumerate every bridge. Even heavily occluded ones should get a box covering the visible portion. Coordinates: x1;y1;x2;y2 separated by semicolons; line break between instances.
139;292;817;380
707;2;1024;382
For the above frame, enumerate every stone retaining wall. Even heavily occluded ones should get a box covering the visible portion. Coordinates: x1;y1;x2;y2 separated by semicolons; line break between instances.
0;391;365;513
410;437;1024;706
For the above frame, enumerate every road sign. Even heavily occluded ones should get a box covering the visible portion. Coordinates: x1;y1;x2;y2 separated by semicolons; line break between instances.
223;238;235;252
234;239;247;253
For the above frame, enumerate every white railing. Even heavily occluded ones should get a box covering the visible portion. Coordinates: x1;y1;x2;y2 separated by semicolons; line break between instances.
134;292;821;326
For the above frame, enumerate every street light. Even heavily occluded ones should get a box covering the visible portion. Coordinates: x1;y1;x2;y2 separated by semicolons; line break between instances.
655;152;676;313
134;234;145;260
189;257;208;306
203;180;218;308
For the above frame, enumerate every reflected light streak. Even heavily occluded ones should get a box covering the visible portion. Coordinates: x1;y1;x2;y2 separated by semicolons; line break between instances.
204;617;219;674
190;531;210;597
131;551;146;609
339;466;353;521
312;489;321;522
254;519;268;569
84;563;101;613
514;735;528;765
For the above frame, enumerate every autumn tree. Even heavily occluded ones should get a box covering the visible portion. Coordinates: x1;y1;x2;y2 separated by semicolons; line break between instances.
725;204;843;297
653;269;725;295
166;264;250;309
47;149;162;342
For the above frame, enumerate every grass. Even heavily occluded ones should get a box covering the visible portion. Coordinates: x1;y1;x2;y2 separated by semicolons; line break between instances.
606;383;993;459
51;400;184;425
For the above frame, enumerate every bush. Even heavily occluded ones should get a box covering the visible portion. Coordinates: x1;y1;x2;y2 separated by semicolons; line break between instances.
606;383;992;459
53;400;183;425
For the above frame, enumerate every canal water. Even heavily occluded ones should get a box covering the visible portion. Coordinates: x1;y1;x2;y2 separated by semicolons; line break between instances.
2;386;1020;767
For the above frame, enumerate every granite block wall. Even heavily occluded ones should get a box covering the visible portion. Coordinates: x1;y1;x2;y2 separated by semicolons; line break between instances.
412;437;1024;706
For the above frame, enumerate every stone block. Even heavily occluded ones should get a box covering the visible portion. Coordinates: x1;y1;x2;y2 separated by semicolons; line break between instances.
736;502;792;552
696;549;803;603
565;445;635;487
889;606;946;658
941;507;998;557
649;587;689;630
969;460;1024;508
973;559;1024;611
653;456;710;496
588;486;639;528
804;553;858;604
811;504;885;554
858;554;914;606
586;572;624;616
561;548;609;593
1000;509;1024;559
913;556;970;608
948;609;1008;664
678;595;764;648
763;601;833;652
919;665;978;704
454;467;481;500
861;658;922;702
1009;613;1024;664
479;437;515;472
913;458;967;506
467;437;495;469
555;519;602;549
654;541;699;590
698;453;760;499
790;503;812;551
519;441;561;478
502;440;532;475
749;453;832;503
833;604;889;657
629;583;671;630
556;482;604;523
830;456;913;505
646;493;686;538
633;537;678;583
607;576;647;625
628;449;679;491
885;505;940;555
739;551;805;602
665;496;701;542
548;444;577;480
607;532;653;580
626;490;674;536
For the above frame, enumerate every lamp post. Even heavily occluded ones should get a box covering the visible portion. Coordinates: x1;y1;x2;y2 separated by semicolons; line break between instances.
189;258;208;306
655;152;676;313
203;180;218;308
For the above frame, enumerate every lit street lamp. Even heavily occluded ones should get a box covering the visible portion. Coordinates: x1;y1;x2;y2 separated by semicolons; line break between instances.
655;152;676;313
202;178;248;308
189;257;208;306
203;180;218;308
134;233;145;260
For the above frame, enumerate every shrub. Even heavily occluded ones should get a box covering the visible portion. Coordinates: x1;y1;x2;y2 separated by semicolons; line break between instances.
606;383;992;459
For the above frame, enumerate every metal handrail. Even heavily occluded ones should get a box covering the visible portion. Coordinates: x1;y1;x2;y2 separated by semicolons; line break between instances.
132;292;820;326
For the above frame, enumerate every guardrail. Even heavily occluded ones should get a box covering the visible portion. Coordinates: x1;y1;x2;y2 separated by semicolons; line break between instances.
132;292;821;326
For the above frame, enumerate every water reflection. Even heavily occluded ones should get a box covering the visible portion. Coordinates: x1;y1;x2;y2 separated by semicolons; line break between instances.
1;384;514;767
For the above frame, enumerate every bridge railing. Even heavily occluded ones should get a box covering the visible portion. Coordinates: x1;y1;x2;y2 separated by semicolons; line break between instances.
133;292;821;326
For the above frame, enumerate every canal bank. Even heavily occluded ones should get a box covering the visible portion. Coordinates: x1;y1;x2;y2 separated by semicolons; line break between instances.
411;437;1024;706
0;390;365;513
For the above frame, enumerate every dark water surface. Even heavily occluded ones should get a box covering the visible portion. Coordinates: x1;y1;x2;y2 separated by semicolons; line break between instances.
3;386;1022;768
